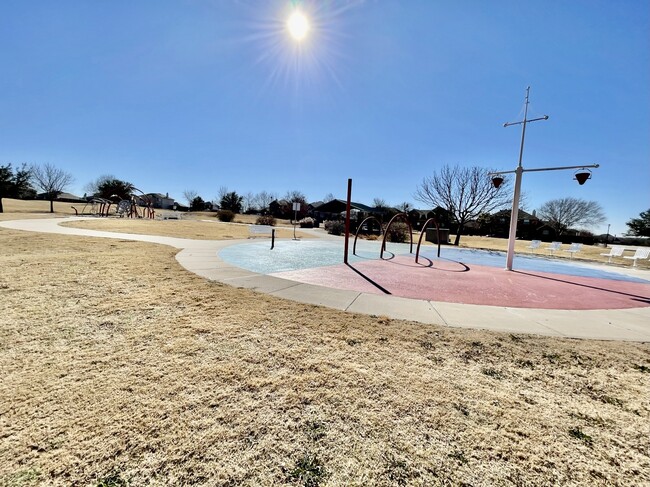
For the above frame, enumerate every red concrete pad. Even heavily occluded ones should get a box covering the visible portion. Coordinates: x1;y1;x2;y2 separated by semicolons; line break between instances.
270;256;650;310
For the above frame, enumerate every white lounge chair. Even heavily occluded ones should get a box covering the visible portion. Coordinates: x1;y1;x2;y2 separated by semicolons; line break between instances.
600;245;626;263
623;248;650;267
545;241;562;256
563;243;582;259
527;240;541;253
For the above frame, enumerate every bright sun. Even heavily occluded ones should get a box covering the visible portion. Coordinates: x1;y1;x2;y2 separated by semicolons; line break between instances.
287;11;310;41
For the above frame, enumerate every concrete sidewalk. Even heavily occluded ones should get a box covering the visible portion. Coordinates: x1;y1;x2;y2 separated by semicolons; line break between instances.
2;216;649;341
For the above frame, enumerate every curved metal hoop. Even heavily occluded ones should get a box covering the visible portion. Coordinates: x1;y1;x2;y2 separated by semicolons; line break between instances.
353;216;383;255
380;213;413;259
415;218;441;264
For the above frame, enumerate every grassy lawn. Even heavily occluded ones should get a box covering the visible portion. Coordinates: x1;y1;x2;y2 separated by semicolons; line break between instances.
1;208;649;486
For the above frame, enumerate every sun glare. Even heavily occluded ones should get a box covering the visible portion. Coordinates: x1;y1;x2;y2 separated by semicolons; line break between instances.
287;10;310;41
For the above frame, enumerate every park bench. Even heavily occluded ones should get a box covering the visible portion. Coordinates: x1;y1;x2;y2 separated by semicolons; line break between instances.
527;240;541;253
162;212;182;220
563;243;582;259
545;241;562;256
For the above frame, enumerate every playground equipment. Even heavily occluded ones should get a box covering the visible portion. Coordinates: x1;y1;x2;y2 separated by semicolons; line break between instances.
73;188;155;219
352;216;383;256
415;218;442;263
343;178;444;265
380;213;413;259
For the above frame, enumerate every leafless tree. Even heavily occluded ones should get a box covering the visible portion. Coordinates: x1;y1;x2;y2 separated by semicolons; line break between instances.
372;197;388;210
323;192;336;202
537;197;606;235
254;191;277;213
414;164;511;245
397;201;412;213
217;186;229;201
284;190;306;202
242;191;256;213
30;163;74;213
183;189;199;207
84;174;115;196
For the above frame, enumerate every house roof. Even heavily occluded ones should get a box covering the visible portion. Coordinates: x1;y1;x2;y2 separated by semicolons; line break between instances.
315;199;377;214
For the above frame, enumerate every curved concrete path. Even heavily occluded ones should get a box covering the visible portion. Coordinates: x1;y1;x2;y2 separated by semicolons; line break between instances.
2;217;650;341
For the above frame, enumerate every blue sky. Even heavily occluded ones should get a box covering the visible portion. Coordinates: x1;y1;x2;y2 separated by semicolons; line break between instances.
1;0;648;236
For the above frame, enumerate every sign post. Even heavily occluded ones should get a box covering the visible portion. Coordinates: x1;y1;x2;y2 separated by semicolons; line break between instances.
292;202;300;240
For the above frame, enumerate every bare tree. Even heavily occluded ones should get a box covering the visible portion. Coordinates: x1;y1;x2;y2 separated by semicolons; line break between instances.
284;189;307;202
537;197;606;235
217;186;229;201
414;164;511;245
84;174;115;196
372;197;388;210
397;201;412;213
242;191;256;213
255;191;276;213
30;163;74;213
323;192;336;202
183;189;199;207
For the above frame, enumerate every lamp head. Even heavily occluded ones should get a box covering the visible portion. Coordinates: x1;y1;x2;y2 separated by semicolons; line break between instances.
574;169;592;185
491;176;504;189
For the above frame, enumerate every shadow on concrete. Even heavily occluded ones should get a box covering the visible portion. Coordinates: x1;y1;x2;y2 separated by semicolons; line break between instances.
346;263;392;295
514;270;650;304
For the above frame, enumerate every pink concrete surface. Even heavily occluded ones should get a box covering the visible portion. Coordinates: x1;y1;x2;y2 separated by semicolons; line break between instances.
270;256;650;310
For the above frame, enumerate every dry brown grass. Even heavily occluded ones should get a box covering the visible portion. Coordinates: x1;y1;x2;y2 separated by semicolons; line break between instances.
60;218;309;241
1;212;649;486
455;235;650;270
0;199;77;221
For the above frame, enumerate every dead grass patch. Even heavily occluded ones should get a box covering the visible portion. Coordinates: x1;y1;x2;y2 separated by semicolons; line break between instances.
59;218;309;240
454;235;650;270
0;221;649;485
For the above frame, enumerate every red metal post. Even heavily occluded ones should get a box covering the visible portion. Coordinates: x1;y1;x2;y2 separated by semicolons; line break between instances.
343;178;352;264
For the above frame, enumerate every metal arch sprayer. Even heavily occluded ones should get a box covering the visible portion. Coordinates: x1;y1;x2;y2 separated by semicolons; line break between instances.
380;213;414;259
415;217;441;264
353;216;383;256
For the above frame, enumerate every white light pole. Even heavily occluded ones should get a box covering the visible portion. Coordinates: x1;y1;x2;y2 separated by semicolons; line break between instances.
503;87;549;271
491;87;600;271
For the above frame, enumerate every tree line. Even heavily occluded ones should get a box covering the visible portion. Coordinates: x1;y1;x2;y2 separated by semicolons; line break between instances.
2;162;649;239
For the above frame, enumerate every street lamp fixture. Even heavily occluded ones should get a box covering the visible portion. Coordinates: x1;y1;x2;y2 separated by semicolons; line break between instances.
491;176;504;189
574;168;592;185
491;87;600;271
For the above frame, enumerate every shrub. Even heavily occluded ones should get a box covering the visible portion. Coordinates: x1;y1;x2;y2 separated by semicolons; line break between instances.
386;222;410;243
256;215;276;226
299;217;315;228
217;210;235;222
324;220;345;236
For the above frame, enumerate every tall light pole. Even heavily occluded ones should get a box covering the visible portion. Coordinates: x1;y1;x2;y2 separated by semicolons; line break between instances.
502;87;549;271
491;87;600;271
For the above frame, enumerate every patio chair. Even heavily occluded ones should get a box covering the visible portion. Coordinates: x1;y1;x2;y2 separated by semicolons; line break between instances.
623;248;650;267
545;241;562;256
563;243;582;259
600;245;626;263
527;240;541;253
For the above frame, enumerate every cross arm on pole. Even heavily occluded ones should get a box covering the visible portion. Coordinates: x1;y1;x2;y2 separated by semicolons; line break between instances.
503;115;549;128
489;163;600;177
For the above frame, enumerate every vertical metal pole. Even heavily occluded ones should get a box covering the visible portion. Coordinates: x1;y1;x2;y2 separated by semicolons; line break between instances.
605;224;610;248
271;228;275;250
505;87;530;271
505;166;523;270
343;178;352;264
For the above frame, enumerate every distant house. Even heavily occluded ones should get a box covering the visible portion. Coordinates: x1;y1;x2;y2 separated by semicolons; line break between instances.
144;193;175;210
486;209;542;239
310;199;379;223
